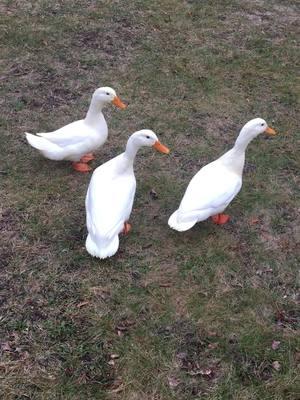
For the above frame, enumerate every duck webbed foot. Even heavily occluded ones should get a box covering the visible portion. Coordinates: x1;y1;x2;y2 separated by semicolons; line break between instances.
72;162;92;173
80;153;95;163
122;221;132;235
211;213;230;225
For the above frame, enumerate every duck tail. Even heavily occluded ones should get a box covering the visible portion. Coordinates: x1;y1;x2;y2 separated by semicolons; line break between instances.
85;234;119;259
168;210;196;232
25;132;64;160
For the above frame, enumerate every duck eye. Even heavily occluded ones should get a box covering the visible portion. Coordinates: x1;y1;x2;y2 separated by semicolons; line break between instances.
261;123;264;126
106;92;110;95
146;135;150;139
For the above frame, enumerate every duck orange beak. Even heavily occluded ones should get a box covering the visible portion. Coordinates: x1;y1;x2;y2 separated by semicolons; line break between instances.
264;126;276;136
112;96;127;109
153;141;170;154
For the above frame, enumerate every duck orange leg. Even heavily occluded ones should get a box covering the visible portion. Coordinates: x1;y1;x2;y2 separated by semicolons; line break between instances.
80;153;95;163
72;162;92;172
122;221;132;235
211;213;230;225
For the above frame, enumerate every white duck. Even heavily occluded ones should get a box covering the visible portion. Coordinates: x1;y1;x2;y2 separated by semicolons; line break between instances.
85;129;170;259
168;118;276;231
25;87;126;172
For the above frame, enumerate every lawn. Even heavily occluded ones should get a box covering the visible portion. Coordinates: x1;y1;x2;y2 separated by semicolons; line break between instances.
0;0;299;399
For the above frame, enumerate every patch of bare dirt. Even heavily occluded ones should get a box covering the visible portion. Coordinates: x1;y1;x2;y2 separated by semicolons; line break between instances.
199;115;237;142
0;208;19;233
258;208;300;254
238;1;299;24
72;17;143;68
142;263;178;288
0;208;20;268
158;321;224;397
202;1;299;50
141;263;200;318
275;309;299;331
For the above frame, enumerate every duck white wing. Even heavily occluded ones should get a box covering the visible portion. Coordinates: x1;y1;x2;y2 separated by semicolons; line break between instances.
169;162;242;231
26;122;95;161
85;162;136;258
37;120;93;147
181;164;242;211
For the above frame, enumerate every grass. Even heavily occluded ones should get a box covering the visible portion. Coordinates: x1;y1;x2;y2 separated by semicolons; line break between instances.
0;0;299;399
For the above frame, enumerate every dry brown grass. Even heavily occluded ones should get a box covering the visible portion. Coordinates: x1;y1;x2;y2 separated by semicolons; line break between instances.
0;0;299;399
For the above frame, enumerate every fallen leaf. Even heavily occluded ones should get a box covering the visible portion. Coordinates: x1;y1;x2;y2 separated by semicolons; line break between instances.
149;189;158;200
90;287;110;300
159;282;172;287
1;342;12;352
141;243;153;249
249;217;260;225
77;373;88;384
76;301;89;308
272;340;281;350
20;351;29;360
208;331;218;337
0;363;8;373
131;271;141;279
200;368;213;376
275;310;298;328
272;361;281;371
116;325;128;332
168;376;181;389
256;268;273;276
228;333;238;343
109;383;125;394
208;342;219;349
11;332;19;341
276;311;285;324
176;352;188;360
189;368;213;377
116;320;135;332
110;354;120;359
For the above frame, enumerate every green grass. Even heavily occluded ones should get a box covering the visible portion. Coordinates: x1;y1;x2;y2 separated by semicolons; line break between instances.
0;0;299;399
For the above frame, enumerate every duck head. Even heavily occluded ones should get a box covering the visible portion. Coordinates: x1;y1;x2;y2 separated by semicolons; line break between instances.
93;87;127;109
233;118;277;152
241;118;276;139
129;130;170;154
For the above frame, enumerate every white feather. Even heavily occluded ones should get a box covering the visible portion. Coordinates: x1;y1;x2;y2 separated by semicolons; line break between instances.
169;118;273;231
85;129;168;258
169;162;242;231
24;87;124;163
85;155;136;259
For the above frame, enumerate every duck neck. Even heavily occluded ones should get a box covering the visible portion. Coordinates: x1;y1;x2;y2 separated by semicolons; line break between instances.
222;128;253;175
220;130;251;175
124;137;139;165
85;96;105;125
233;128;253;154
